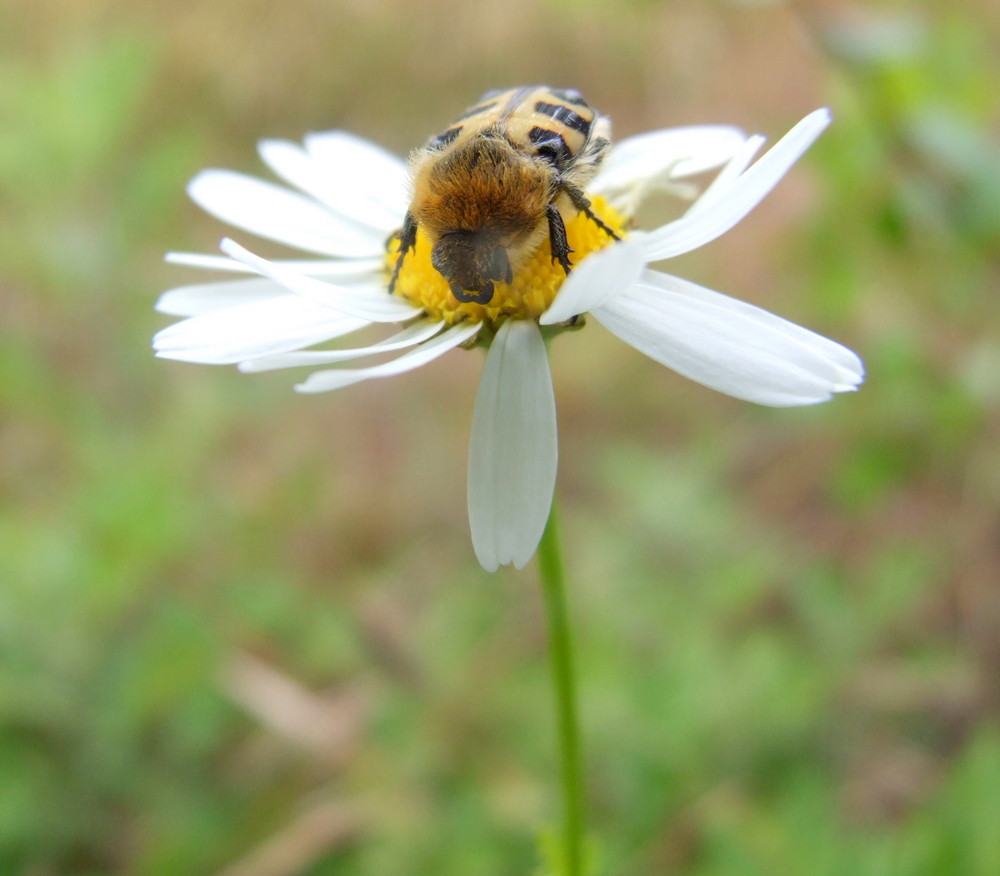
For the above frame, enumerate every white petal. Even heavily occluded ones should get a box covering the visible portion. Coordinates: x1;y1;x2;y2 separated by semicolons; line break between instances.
258;138;404;233
188;169;385;257
303;130;410;218
166;251;384;277
682;134;765;218
220;238;421;324
640;269;864;381
641;109;832;261
304;130;407;181
295;321;481;393
238;319;446;372
467;320;558;572
593;270;864;406
590;125;747;196
156;277;286;317
153;295;368;364
541;237;647;325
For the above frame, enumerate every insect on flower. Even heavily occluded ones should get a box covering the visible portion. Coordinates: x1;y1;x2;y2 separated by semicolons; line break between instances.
154;87;864;571
391;86;620;305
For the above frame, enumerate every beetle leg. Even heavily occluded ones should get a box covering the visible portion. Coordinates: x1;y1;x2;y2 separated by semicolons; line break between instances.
546;203;574;274
387;211;418;294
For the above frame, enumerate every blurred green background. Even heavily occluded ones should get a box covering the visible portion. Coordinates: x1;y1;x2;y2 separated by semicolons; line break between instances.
2;0;999;873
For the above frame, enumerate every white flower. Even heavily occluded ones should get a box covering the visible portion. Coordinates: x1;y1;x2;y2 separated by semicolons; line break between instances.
154;109;863;572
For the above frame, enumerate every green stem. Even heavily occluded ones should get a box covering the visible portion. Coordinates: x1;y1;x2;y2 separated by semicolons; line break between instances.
537;500;584;876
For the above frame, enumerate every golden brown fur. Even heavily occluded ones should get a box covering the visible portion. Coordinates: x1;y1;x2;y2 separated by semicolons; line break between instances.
389;86;617;305
411;133;552;264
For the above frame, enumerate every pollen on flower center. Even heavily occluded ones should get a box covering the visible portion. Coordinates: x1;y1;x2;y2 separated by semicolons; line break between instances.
386;197;627;327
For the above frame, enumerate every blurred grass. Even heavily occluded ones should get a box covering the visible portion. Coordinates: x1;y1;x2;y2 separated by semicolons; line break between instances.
1;0;999;874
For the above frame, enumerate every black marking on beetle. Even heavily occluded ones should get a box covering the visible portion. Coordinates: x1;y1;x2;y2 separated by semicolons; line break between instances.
528;127;573;168
429;126;463;150
533;101;592;136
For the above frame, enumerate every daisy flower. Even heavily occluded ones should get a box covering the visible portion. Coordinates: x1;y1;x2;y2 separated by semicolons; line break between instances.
154;106;863;572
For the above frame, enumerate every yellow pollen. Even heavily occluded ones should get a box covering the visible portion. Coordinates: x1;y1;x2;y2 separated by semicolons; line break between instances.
386;197;628;328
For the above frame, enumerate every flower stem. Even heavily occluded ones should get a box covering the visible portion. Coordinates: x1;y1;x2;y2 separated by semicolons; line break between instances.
537;499;585;876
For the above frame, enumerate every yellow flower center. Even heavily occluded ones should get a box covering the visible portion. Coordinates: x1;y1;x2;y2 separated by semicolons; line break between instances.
386;197;627;329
